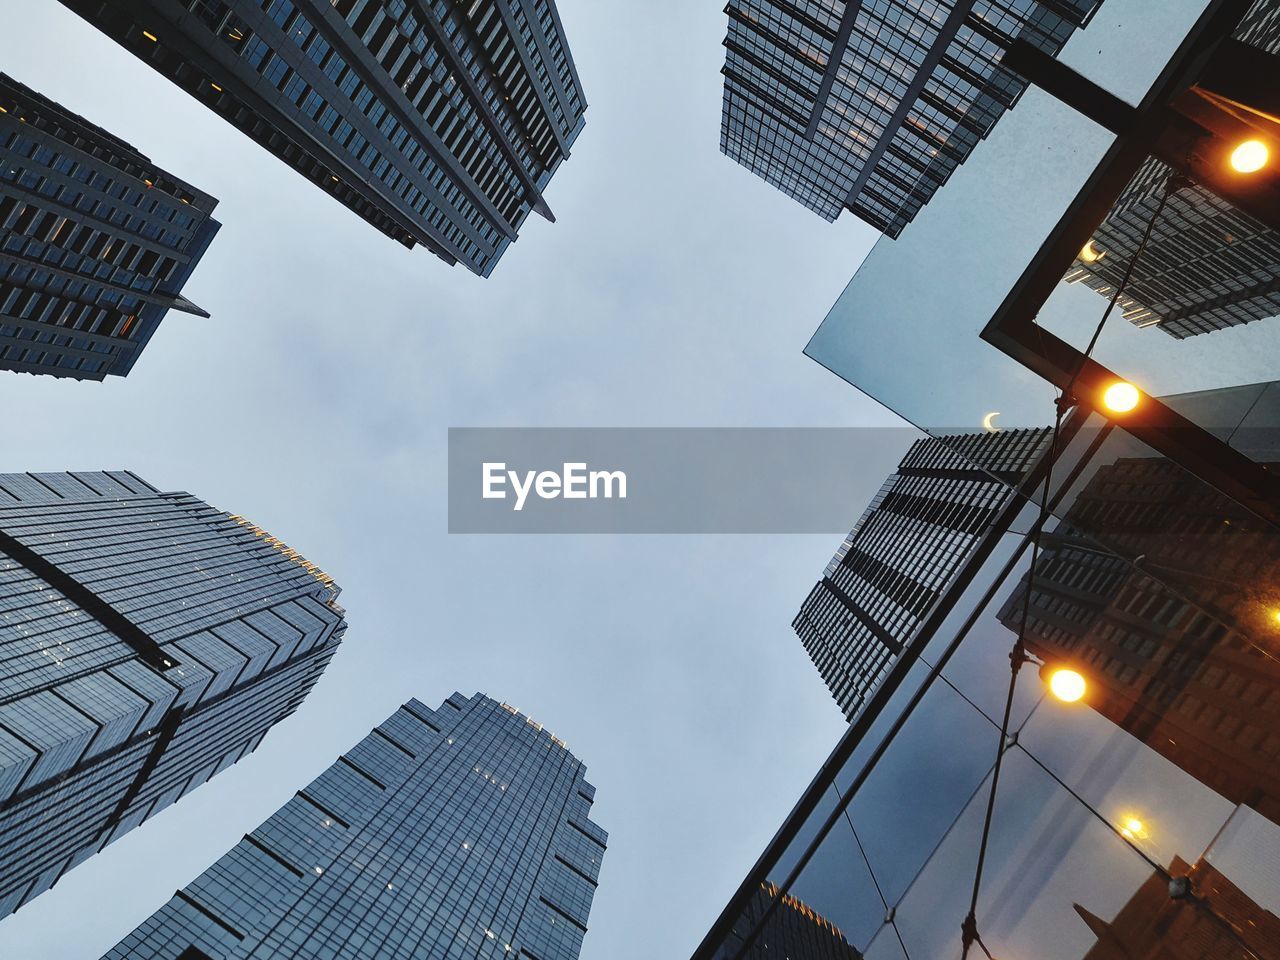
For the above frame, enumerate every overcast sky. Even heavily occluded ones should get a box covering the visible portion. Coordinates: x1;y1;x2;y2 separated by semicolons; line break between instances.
0;3;908;957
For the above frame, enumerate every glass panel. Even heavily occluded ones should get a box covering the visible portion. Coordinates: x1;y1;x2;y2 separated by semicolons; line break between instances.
1003;468;1280;824
832;659;937;797
862;925;910;960
784;810;887;952
845;682;998;907
1019;695;1236;866
892;748;1179;960
770;783;844;884
715;784;863;959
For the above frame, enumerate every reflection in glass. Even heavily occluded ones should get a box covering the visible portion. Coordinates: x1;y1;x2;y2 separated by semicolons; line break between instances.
892;749;1157;960
1074;856;1280;959
785;807;886;952
846;682;998;907
1020;695;1235;874
1063;157;1280;341
999;450;1280;824
729;882;864;960
862;924;911;960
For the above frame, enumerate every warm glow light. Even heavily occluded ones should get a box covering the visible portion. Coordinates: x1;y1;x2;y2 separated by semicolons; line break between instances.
1079;239;1105;263
1230;139;1269;174
1102;381;1141;413
1120;816;1149;841
1049;668;1087;703
142;30;158;42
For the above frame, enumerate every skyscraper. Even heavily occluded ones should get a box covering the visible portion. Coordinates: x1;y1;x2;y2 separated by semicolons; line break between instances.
1063;6;1280;338
719;0;1100;236
794;428;1048;719
60;0;587;277
0;470;345;917
101;693;607;960
0;74;220;380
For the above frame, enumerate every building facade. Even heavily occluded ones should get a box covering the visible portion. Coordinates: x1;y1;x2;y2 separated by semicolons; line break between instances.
693;2;1280;954
720;0;1100;236
0;74;220;380
60;0;586;277
101;693;607;960
0;471;345;917
794;427;1048;719
1064;5;1280;338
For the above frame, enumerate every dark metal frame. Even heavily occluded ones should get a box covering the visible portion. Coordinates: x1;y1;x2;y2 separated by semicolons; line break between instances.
982;0;1280;528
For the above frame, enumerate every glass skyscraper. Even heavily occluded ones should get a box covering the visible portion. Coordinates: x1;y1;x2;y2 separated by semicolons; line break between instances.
0;470;345;918
101;693;607;960
0;74;220;380
60;0;587;277
695;1;1280;954
719;0;1100;236
795;428;1048;719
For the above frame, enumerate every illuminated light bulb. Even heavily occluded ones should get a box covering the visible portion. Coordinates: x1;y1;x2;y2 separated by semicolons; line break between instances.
1230;139;1269;174
1079;239;1105;263
1048;668;1087;703
1102;381;1141;413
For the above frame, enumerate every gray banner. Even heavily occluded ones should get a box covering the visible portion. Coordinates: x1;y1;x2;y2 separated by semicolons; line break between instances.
448;428;923;533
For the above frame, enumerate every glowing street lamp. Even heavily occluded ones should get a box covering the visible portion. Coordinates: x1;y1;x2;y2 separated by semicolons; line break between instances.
1230;139;1269;174
1048;667;1087;703
1102;381;1140;414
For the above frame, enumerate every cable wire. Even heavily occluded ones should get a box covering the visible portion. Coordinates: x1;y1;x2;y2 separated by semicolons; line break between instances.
959;173;1178;959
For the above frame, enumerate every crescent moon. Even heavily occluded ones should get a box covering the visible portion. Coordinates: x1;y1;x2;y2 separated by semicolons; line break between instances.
982;411;1002;433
